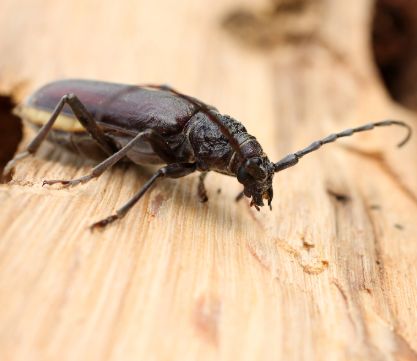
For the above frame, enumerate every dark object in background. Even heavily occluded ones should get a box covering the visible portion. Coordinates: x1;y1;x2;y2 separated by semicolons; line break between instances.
4;79;411;229
0;96;22;177
373;0;417;109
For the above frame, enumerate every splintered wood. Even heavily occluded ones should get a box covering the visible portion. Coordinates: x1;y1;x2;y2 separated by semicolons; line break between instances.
0;0;416;360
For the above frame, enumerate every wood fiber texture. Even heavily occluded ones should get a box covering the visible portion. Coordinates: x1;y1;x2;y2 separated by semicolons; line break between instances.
0;0;416;360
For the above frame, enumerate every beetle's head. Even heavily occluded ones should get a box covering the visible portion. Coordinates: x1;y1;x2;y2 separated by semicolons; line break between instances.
236;156;275;210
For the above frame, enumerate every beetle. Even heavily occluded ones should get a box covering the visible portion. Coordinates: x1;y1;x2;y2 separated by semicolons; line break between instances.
4;79;412;230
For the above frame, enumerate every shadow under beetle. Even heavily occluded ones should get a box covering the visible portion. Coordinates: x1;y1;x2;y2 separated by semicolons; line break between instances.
5;79;412;229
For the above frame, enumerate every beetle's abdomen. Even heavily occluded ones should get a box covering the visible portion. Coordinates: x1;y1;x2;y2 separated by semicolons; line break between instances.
19;79;200;135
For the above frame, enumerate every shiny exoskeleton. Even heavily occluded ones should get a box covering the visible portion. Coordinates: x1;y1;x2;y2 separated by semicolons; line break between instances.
5;79;412;229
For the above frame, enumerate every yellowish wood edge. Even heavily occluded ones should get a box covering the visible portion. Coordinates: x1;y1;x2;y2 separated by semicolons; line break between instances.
14;104;85;132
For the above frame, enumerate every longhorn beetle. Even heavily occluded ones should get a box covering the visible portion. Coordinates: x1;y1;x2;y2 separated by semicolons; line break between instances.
5;79;412;230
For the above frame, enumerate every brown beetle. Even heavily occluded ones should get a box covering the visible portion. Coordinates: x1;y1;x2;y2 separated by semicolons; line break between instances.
5;79;412;229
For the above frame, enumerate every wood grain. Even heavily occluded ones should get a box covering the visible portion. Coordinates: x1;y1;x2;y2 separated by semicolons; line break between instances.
0;0;416;360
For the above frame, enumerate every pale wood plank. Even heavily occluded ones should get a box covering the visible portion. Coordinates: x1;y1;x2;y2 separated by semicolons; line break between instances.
0;1;416;360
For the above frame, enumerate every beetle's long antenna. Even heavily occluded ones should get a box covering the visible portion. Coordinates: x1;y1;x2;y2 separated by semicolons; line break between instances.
144;84;246;159
274;120;412;172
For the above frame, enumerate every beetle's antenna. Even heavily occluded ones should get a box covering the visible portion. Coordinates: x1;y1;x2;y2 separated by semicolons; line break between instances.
274;120;412;172
144;84;247;159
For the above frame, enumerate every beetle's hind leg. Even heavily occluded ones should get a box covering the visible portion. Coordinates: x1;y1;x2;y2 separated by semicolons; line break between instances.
3;93;114;177
90;162;197;230
43;129;176;188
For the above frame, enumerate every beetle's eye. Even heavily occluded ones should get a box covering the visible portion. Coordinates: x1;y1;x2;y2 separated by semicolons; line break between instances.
245;158;266;180
249;158;262;166
237;167;252;184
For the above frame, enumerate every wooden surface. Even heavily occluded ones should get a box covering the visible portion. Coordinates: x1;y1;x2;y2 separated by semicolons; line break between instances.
1;0;417;360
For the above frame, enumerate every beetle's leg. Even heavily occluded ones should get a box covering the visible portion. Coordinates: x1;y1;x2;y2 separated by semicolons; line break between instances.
3;93;114;176
43;129;172;187
197;172;208;202
235;191;245;202
274;120;412;172
90;163;197;230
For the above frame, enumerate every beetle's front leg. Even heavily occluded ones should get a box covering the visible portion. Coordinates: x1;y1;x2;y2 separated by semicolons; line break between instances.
91;163;197;230
197;172;208;202
43;129;175;188
235;190;245;202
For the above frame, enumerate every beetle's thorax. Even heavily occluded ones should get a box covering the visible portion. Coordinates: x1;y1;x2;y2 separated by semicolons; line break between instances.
213;114;275;208
185;112;275;208
186;112;259;172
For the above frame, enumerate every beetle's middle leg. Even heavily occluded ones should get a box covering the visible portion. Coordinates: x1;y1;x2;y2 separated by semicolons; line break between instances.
90;162;197;230
3;93;115;176
43;129;175;187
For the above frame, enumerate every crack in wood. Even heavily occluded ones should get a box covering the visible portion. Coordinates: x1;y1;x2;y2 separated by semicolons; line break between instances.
331;278;358;336
343;144;417;207
222;0;320;49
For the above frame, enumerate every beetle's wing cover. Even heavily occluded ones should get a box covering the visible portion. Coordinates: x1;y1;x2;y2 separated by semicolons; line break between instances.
24;79;202;136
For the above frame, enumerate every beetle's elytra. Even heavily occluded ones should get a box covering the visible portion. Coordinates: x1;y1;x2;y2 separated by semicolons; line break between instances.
5;79;412;229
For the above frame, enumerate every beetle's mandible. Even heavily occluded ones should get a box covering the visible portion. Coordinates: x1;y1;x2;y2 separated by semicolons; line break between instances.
4;79;412;229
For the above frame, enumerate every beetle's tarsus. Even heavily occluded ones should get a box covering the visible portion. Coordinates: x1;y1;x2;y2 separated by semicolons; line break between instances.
90;214;119;231
3;151;31;177
42;176;90;188
197;172;208;203
42;179;68;187
250;200;260;211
